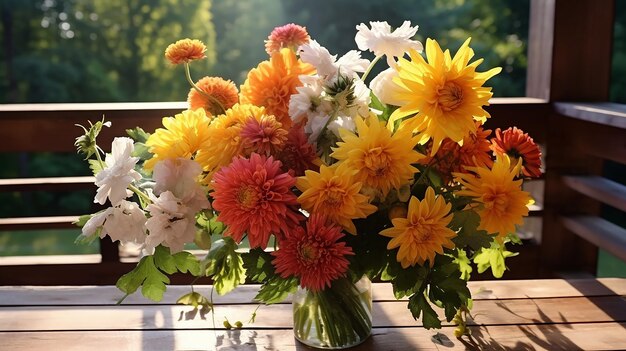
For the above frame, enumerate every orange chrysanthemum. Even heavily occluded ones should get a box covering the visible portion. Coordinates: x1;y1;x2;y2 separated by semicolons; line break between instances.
188;76;239;116
490;127;542;178
211;153;302;249
165;39;206;65
454;155;532;240
421;124;493;184
239;48;315;130
144;109;211;170
265;23;311;55
297;163;377;235
272;214;353;292
379;187;456;268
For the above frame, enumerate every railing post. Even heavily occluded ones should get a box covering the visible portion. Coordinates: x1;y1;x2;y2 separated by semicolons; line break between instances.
539;0;615;276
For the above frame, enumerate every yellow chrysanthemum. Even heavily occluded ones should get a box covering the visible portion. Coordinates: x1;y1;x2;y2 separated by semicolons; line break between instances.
331;114;423;197
195;104;267;175
296;163;377;235
164;39;206;65
239;48;314;130
380;187;456;268
454;155;531;240
144;109;211;170
387;38;501;155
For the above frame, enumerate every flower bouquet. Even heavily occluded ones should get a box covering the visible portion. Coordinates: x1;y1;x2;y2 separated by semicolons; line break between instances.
75;21;541;349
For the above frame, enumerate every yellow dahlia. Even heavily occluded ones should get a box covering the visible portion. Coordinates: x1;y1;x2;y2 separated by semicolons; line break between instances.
296;163;377;235
454;155;532;240
239;48;314;130
380;187;456;268
144;109;211;170
195;104;265;175
387;38;501;155
331;114;423;197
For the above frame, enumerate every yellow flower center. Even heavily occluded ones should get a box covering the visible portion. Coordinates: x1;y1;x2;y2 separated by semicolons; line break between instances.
483;191;510;215
298;243;319;263
363;147;391;177
437;81;464;112
237;186;258;209
322;182;346;208
408;217;436;244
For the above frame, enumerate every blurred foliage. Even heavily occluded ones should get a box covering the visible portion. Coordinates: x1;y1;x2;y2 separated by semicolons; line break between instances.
611;0;626;103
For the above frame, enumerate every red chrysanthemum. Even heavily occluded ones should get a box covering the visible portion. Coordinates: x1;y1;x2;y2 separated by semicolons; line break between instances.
240;114;288;157
276;123;320;177
265;23;311;55
211;153;302;249
272;214;353;292
490;127;542;178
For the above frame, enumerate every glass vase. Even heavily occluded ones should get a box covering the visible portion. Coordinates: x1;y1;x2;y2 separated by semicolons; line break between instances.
292;276;372;349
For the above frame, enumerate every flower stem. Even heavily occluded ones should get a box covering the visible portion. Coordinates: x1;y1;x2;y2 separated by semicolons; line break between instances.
184;63;226;115
129;184;152;205
360;55;382;82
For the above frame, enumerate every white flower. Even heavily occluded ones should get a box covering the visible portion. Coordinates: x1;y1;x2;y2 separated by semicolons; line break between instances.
335;50;370;78
145;191;196;253
153;158;209;212
94;137;141;205
304;111;331;144
289;75;326;124
327;114;358;138
355;21;423;66
81;200;147;244
298;40;337;77
370;67;408;106
299;40;369;80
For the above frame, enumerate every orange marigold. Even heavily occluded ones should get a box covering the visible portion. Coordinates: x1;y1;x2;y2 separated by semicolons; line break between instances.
239;48;315;130
188;76;239;116
165;39;206;65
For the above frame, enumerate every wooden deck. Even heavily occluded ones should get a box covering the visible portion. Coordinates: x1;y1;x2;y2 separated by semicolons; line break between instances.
0;279;625;350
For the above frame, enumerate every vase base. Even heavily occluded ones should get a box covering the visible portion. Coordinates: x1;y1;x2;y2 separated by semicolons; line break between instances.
294;331;371;350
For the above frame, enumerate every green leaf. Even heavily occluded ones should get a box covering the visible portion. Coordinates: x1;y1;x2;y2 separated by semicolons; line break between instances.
132;142;153;161
473;242;518;278
450;210;495;251
177;291;212;312
173;251;202;276
88;159;104;176
126;127;150;143
385;260;428;299
242;248;275;283
203;238;246;295
153;245;177;274
452;249;473;281
255;276;299;304
116;255;170;302
73;214;94;228
408;292;441;329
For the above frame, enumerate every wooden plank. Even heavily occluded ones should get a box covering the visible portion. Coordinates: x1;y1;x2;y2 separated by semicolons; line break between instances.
0;176;95;192
561;216;626;262
563;176;626;213
555;102;626;129
1;279;625;306
2;323;626;351
0;216;80;230
0;296;624;331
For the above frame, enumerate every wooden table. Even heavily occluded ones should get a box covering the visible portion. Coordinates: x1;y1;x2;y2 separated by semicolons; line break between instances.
1;279;625;350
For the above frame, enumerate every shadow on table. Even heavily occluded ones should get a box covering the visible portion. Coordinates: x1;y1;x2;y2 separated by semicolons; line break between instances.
459;299;581;351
